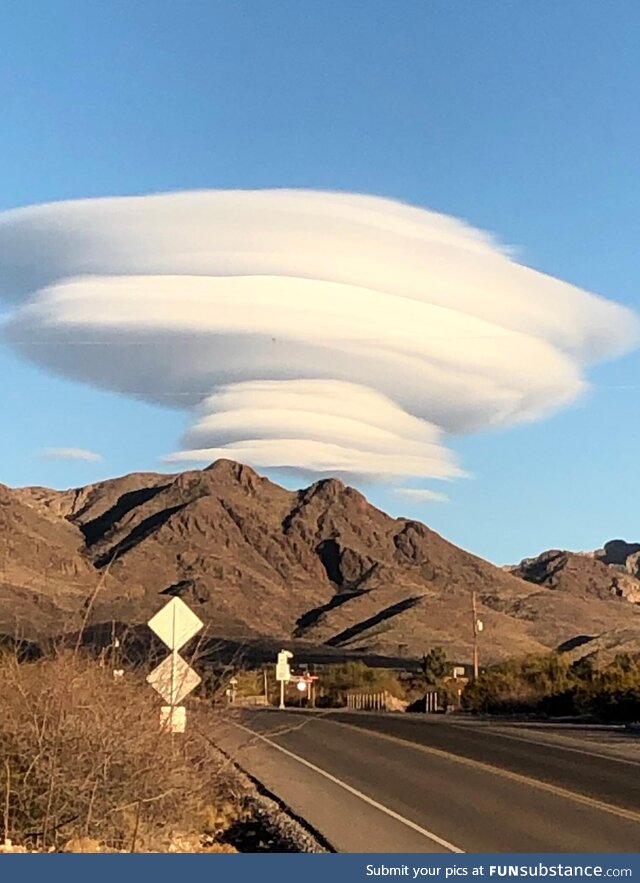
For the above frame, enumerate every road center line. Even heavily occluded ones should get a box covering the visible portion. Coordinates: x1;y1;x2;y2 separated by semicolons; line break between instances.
228;719;465;854
330;719;640;825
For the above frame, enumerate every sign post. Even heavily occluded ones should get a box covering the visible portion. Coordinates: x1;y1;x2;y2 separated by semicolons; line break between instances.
275;649;293;709
146;597;204;733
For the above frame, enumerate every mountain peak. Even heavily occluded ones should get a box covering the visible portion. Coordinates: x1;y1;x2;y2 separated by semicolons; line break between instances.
204;458;259;478
200;458;266;493
307;477;346;496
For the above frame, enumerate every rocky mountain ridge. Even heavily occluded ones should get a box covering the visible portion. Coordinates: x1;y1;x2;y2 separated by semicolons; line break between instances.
1;460;638;664
507;540;640;605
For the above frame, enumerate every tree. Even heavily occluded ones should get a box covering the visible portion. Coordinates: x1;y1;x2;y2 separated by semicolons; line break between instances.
420;646;449;686
570;656;595;684
317;661;404;707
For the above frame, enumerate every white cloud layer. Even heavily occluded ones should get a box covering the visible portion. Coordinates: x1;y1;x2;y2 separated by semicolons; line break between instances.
0;189;637;483
40;448;104;462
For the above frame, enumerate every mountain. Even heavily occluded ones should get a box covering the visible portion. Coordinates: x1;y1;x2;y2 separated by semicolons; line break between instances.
0;481;128;638
507;544;640;605
2;460;639;664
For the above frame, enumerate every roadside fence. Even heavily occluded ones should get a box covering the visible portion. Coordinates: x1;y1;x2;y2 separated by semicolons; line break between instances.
345;691;391;711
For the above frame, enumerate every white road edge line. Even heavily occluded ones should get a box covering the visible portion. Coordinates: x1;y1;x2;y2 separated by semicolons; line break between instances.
229;719;465;854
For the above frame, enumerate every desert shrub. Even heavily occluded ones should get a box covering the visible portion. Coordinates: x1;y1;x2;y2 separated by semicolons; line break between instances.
589;685;640;722
420;646;449;685
317;661;404;706
463;651;640;721
229;668;273;699
584;658;640;721
400;646;455;710
463;653;573;714
0;651;238;851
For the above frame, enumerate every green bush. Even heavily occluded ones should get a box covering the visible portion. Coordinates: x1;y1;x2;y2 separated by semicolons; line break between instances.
317;661;404;706
462;651;640;722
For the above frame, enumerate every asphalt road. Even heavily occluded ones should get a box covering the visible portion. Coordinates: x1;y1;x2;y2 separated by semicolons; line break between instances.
212;708;640;853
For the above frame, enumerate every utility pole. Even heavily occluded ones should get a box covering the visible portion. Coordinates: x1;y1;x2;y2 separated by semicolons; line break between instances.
471;591;483;679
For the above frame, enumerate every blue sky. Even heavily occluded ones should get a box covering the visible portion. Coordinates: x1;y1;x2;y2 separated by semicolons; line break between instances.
1;1;638;564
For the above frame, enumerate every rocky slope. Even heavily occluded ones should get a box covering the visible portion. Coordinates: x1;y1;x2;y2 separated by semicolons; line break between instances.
508;542;640;606
2;460;639;663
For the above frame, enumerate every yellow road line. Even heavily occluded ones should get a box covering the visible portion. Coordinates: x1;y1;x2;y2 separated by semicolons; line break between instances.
329;719;640;826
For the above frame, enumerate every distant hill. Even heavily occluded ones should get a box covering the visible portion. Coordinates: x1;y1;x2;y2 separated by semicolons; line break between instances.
507;542;640;605
505;541;640;664
1;460;639;664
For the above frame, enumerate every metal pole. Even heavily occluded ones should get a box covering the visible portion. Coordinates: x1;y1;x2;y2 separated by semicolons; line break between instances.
472;590;479;679
170;607;176;729
279;679;285;710
264;669;269;704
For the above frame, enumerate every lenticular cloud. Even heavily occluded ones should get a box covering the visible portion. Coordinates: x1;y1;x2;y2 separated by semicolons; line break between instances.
0;189;637;484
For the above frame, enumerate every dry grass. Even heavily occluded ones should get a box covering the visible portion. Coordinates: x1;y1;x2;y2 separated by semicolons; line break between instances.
0;650;242;852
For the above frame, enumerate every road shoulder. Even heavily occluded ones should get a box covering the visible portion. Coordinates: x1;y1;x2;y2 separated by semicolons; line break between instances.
212;716;462;854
